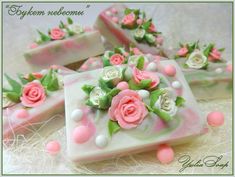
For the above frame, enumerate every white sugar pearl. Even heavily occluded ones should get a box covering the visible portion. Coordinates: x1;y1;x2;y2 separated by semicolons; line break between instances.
105;11;112;16
138;90;150;99
33;80;41;84
146;62;157;71
171;81;181;89
124;67;133;80
215;68;223;74
40;69;48;75
95;135;108;148
71;109;83;122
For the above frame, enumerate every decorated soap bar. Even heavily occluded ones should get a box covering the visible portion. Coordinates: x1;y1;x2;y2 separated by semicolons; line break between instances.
3;65;75;141
79;45;232;100
64;60;207;163
95;4;166;56
24;18;105;70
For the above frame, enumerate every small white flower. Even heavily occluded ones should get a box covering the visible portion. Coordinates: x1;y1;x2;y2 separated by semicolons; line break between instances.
68;24;84;34
89;87;106;106
128;55;149;66
3;93;15;108
154;88;178;117
186;51;208;69
101;66;122;85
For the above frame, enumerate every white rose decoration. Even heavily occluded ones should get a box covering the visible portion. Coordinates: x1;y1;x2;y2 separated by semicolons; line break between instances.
3;93;15;108
101;66;122;85
68;24;84;34
186;51;208;69
154;88;178;117
128;55;149;66
89;87;106;106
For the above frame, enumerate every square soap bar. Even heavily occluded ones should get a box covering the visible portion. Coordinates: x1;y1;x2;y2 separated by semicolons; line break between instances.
78;54;232;100
24;30;105;70
3;65;75;141
95;4;166;56
64;60;207;163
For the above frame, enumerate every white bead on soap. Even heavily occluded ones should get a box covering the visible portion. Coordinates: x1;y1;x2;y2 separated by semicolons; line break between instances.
71;109;83;122
171;81;181;89
215;68;223;74
138;90;150;99
95;135;108;148
146;62;157;71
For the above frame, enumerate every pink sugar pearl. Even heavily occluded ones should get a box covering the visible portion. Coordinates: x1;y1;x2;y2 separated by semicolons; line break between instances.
137;18;143;25
46;140;61;155
156;144;174;164
73;125;91;144
117;81;129;90
29;43;38;49
164;64;176;77
226;64;232;73
207;111;224;127
15;109;29;119
111;7;118;14
112;17;119;24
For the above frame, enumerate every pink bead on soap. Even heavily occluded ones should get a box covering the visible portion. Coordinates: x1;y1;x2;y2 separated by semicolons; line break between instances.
29;43;38;49
117;81;129;90
164;64;176;77
207;111;224;127
112;17;119;24
73;125;91;144
111;7;118;14
137;18;143;25
15;109;29;119
46;140;61;155
226;64;232;73
156;144;174;164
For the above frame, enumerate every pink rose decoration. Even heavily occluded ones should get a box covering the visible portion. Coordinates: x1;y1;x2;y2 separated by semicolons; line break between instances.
136;18;143;25
50;27;65;40
177;47;188;57
148;23;156;32
133;67;160;89
20;82;46;108
108;89;148;129
29;43;38;49
110;54;125;65
121;13;136;28
208;48;221;61
24;72;43;80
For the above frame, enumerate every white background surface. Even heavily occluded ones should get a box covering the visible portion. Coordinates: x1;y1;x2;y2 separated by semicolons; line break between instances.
2;2;233;175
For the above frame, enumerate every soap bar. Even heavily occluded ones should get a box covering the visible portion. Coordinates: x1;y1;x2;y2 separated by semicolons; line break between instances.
3;65;75;141
94;4;166;56
24;18;104;70
64;60;207;163
79;51;232;100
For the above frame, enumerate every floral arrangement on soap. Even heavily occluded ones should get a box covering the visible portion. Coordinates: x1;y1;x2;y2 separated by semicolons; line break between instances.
29;17;84;48
81;61;185;136
3;68;62;109
174;41;225;69
120;8;163;46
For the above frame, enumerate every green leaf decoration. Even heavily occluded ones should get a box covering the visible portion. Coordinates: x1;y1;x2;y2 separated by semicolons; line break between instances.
142;19;151;30
203;43;214;57
59;21;65;29
114;47;126;54
175;96;185;107
174;55;180;59
128;79;151;90
179;42;184;48
107;88;120;97
152;107;173;122
145;104;154;112
124;8;132;15
136;56;145;70
37;30;51;42
98;79;112;92
201;61;209;70
41;69;60;92
102;56;111;67
151;31;162;36
98;96;110;109
85;99;96;107
17;74;29;85
5;92;20;103
41;69;53;87
150;89;164;107
108;120;121;137
4;74;22;94
218;48;225;52
27;73;37;82
66;28;75;36
187;41;197;53
144;33;156;45
158;78;168;89
124;8;140;16
141;11;146;20
47;75;59;91
183;63;189;69
67;17;73;24
128;79;141;90
139;79;152;88
82;84;95;95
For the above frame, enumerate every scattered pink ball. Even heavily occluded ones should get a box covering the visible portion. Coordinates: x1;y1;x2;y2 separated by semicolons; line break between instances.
136;18;143;25
29;43;38;49
81;64;88;70
84;26;93;32
15;109;29;119
73;125;91;144
117;81;129;90
112;17;119;24
207;111;224;127
154;55;161;62
164;64;176;77
156;144;174;164
156;36;164;45
111;7;118;14
46;140;61;155
226;64;232;73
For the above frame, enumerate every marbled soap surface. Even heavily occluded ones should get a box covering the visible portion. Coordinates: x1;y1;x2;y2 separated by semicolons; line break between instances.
2;3;233;174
